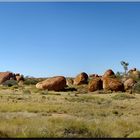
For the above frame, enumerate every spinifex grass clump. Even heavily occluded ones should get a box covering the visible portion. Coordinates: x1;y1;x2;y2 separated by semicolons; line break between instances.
111;93;135;100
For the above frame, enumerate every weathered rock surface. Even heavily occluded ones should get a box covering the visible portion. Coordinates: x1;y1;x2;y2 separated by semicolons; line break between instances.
88;78;103;92
102;77;124;92
124;78;136;90
0;72;15;84
36;76;66;91
103;69;116;78
74;72;88;85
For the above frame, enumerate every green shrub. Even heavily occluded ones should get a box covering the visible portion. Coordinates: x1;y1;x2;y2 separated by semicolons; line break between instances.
132;81;140;93
2;80;18;87
24;78;41;85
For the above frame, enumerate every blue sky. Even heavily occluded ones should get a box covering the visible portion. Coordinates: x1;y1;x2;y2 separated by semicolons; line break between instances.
0;2;140;77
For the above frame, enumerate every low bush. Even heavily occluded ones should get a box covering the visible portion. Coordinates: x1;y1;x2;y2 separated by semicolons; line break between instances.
2;80;18;87
112;94;135;100
24;78;42;85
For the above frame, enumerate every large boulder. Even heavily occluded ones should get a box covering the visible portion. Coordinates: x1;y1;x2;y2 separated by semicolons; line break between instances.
88;77;103;92
36;76;66;91
74;72;88;85
124;78;136;91
103;69;116;78
102;77;124;92
0;72;15;84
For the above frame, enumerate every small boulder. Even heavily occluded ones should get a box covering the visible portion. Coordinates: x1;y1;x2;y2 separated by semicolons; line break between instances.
131;71;140;79
124;78;136;91
88;78;103;92
36;76;66;91
74;72;88;85
103;69;116;78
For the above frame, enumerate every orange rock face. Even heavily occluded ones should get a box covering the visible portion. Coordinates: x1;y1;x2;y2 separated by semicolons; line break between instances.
102;77;124;92
103;69;116;78
36;76;66;91
0;72;15;84
88;78;103;92
124;78;136;90
74;72;88;85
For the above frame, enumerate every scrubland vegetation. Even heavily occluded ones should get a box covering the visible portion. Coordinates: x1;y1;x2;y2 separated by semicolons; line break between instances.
0;80;140;138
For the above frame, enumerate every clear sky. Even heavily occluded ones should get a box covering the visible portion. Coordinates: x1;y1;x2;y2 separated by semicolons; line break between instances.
0;2;140;77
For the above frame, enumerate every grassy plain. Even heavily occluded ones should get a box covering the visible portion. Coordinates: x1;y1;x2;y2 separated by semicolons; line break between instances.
0;85;139;138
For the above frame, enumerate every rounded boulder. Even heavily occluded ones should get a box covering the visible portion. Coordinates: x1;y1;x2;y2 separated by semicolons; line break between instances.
88;78;103;92
124;78;136;91
36;76;66;91
74;72;88;85
103;69;116;78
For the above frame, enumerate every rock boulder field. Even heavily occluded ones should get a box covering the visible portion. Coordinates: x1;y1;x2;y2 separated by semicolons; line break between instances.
88;77;103;92
36;76;66;91
74;72;88;85
102;77;124;92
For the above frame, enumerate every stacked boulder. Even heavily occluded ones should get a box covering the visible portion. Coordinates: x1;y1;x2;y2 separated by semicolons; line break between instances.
73;72;88;85
101;69;124;92
102;69;116;78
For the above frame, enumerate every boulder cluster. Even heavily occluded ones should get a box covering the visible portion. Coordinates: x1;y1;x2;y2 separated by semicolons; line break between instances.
35;68;139;92
0;68;139;93
0;72;24;85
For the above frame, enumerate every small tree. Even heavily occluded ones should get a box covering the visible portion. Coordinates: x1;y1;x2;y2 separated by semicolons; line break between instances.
121;61;129;76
